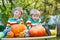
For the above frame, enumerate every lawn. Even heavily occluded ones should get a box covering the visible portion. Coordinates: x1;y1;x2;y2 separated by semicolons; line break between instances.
47;37;60;40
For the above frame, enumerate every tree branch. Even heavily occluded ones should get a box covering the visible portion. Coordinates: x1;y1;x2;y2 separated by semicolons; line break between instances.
2;0;6;10
23;0;37;9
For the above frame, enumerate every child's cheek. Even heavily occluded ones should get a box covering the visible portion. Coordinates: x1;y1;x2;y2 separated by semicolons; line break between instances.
17;15;20;18
36;17;39;19
14;15;18;19
14;15;17;18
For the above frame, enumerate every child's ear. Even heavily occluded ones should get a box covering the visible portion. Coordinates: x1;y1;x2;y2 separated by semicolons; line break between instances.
39;14;41;17
21;14;23;18
30;16;31;17
12;13;14;16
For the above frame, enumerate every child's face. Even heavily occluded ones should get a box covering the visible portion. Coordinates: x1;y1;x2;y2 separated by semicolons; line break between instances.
31;14;40;21
14;10;21;19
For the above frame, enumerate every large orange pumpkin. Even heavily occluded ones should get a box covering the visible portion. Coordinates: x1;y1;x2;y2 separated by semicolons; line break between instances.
28;26;46;37
19;24;27;32
11;23;27;37
11;24;20;35
7;31;14;38
15;33;20;37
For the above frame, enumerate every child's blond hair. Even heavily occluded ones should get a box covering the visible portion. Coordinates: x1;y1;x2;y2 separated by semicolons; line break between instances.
30;9;40;16
12;7;23;15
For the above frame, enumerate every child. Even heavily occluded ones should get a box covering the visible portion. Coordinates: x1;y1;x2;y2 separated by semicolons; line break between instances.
26;9;41;28
26;9;51;36
3;7;23;35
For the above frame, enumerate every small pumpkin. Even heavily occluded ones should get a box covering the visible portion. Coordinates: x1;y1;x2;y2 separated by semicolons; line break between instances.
7;31;14;38
50;28;57;35
19;32;25;37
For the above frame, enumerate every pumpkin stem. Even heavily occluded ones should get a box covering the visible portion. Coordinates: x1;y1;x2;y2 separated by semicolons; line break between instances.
20;18;24;24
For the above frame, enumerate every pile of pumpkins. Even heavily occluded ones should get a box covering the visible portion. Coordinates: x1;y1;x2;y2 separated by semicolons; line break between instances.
6;22;47;38
7;22;27;38
2;20;56;38
6;24;57;38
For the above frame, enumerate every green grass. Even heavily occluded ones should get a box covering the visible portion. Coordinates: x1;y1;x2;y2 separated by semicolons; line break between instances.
47;37;59;40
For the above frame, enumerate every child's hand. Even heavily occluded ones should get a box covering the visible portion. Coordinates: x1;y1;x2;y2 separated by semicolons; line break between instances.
45;26;48;29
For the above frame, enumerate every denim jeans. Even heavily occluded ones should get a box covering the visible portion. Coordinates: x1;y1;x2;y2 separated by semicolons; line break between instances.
3;26;10;35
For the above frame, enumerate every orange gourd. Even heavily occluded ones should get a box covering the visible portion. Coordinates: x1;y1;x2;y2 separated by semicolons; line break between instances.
11;24;20;37
19;24;27;32
11;24;20;33
28;26;46;37
15;33;20;37
10;19;27;37
7;31;14;38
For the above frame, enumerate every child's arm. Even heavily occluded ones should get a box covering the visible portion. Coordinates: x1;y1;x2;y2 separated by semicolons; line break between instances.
26;20;31;29
26;18;32;29
3;19;11;35
7;18;13;27
7;21;11;27
5;19;11;29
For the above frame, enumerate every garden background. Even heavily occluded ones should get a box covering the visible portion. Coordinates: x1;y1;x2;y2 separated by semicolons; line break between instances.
0;0;60;40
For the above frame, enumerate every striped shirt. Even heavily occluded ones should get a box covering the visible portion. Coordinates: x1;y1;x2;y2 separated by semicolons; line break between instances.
7;17;23;26
26;18;41;27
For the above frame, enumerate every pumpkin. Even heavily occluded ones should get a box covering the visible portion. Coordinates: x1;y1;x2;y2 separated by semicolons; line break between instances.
11;23;26;37
50;30;57;35
50;27;57;35
15;33;20;37
11;24;20;35
7;31;14;38
49;27;57;35
19;32;25;37
28;26;46;37
19;24;27;32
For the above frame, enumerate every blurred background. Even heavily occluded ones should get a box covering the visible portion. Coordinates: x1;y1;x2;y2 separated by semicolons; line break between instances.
0;0;60;39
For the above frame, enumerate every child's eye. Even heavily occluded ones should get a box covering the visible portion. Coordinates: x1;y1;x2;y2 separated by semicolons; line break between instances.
16;12;18;13
35;15;37;16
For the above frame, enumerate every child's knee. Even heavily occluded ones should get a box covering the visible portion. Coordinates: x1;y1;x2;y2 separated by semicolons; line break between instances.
3;28;10;35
